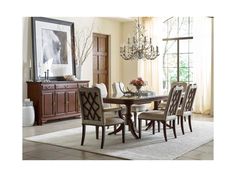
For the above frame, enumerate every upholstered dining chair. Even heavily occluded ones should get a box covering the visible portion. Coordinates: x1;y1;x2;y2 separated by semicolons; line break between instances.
78;87;125;149
177;84;197;135
138;85;183;141
112;82;150;127
95;83;125;131
159;81;187;110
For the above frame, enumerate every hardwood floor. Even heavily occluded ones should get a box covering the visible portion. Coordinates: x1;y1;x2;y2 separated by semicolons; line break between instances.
23;114;213;160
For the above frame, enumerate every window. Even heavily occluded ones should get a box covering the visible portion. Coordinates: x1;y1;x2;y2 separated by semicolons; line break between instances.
162;17;193;92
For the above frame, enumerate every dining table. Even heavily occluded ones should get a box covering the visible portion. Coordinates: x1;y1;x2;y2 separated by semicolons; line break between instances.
103;94;168;139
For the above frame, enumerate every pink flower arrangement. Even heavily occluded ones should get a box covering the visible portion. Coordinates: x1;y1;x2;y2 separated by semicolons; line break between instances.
130;77;146;87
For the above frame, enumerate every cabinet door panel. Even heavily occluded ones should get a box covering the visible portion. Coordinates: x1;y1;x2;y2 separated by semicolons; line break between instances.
55;91;66;115
67;90;77;114
42;91;54;117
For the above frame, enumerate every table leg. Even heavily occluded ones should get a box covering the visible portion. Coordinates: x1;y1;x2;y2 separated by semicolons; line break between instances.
126;104;139;139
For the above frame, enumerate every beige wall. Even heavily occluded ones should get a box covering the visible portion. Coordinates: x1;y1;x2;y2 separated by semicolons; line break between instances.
22;17;124;99
120;21;139;86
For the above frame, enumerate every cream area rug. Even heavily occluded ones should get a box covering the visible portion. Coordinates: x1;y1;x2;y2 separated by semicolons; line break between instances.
25;120;213;160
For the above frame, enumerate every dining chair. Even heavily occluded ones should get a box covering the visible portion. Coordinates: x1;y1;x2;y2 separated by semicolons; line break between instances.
112;82;150;128
78;87;125;149
138;85;183;141
95;83;125;132
177;84;197;135
159;81;187;110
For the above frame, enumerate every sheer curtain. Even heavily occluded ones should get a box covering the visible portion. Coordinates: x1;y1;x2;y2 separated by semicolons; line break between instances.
192;17;213;115
138;17;164;94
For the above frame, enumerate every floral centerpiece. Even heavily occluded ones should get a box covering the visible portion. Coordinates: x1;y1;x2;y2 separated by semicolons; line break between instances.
130;77;146;91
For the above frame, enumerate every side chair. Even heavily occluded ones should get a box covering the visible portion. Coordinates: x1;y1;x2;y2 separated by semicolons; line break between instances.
78;87;125;149
177;84;197;134
138;85;183;141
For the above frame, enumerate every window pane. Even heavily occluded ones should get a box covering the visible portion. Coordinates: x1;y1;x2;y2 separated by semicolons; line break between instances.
165;40;177;54
179;54;188;67
189;69;194;82
168;68;177;83
189;54;193;67
167;17;178;38
178;17;189;37
189;17;193;36
179;40;190;54
179;67;189;82
167;53;177;67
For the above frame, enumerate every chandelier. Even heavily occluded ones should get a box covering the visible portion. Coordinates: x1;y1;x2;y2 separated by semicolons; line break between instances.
120;17;159;60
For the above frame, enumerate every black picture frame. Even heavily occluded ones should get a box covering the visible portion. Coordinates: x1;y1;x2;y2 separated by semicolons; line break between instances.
31;17;75;81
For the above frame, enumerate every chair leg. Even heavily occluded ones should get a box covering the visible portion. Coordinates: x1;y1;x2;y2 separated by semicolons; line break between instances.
81;124;86;146
158;121;160;132
177;116;179;125
145;120;148;126
101;126;105;149
152;121;155;135
138;119;142;139
188;115;192;132
181;115;185;135
96;126;99;139
133;112;137;128
169;120;172;128
122;123;125;143
114;125;117;135
173;120;177;138
163;121;167;142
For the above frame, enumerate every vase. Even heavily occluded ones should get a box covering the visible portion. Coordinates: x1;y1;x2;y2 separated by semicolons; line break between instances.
135;86;142;96
76;64;82;80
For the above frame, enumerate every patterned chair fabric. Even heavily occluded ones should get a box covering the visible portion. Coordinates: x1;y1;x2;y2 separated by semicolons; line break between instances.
177;84;197;134
138;85;183;141
79;87;104;125
78;87;125;149
159;81;187;110
171;81;187;92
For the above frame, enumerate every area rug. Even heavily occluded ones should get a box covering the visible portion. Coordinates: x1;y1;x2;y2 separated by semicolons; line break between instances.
24;120;213;160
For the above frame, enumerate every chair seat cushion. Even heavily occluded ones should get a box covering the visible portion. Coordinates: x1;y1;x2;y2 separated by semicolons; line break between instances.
139;110;176;121
105;117;124;126
139;110;165;120
176;108;192;116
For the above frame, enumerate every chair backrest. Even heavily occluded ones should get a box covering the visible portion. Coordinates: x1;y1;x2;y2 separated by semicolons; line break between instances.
164;85;183;118
78;87;104;125
94;83;108;98
171;81;187;92
180;84;197;113
112;82;125;97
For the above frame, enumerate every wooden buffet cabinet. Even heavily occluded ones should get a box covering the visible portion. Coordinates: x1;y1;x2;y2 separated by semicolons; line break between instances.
27;80;89;125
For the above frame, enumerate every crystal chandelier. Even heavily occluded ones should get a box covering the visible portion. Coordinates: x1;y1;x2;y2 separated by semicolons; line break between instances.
120;17;159;60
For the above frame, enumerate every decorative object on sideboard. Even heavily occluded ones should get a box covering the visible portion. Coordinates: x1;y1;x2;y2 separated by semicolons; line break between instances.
64;75;79;81
120;17;159;60
28;58;33;81
31;17;76;81
73;22;94;80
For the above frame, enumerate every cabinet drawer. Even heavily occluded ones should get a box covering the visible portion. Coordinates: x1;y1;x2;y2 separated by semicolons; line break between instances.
56;83;78;89
42;84;55;90
78;83;88;88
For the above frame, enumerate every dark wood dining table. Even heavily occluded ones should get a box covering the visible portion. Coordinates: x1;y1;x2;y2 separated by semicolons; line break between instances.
103;94;168;139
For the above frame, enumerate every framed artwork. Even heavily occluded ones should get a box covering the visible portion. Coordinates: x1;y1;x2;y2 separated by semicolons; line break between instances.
31;17;75;81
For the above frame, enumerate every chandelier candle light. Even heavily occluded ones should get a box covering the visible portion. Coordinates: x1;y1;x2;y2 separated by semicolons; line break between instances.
120;17;159;60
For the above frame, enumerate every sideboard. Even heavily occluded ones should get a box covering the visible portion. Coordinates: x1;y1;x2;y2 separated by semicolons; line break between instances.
27;80;89;125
